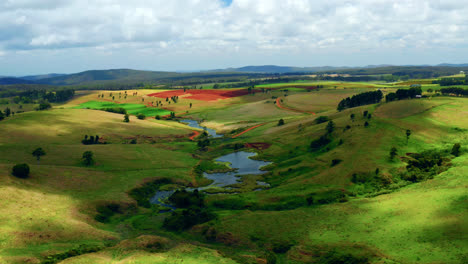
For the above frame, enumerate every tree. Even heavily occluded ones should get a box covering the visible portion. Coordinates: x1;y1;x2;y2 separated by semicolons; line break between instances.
326;121;335;133
389;147;398;161
12;163;30;178
155;115;161;120
32;147;46;161
190;103;192;108
137;113;146;120
123;114;130;122
451;143;461;157
364;121;369;127
277;119;285;126
350;113;355;121
0;110;4;121
406;129;411;144
82;151;94;166
38;101;51;110
5;107;11;117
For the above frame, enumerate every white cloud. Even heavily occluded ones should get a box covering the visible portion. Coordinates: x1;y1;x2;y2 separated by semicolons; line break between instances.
0;0;468;74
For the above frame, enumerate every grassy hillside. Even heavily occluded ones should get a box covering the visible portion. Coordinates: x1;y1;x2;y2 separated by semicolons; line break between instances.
0;80;466;263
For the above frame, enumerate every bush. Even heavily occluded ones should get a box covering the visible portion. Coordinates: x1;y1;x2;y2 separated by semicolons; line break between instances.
137;113;146;120
277;118;285;126
320;250;369;264
451;143;461;157
12;163;30;178
272;240;294;254
103;107;126;114
315;116;329;124
331;159;342;166
307;190;347;205
310;135;331;151
82;151;94;166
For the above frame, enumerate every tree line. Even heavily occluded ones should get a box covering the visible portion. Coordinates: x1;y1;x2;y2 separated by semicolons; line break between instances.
337;90;383;111
385;87;422;102
434;76;467;86
440;87;468;96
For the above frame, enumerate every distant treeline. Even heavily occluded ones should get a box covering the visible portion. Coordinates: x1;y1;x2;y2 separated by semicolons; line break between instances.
337;90;383;111
385;87;422;102
440;87;468;96
9;89;75;103
434;76;468;86
325;66;468;79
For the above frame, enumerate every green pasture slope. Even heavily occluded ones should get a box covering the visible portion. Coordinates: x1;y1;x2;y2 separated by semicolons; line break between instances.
75;101;171;117
0;80;466;263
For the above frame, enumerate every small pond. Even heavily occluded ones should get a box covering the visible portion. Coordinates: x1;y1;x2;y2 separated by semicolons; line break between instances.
180;119;223;138
203;151;271;187
150;151;271;208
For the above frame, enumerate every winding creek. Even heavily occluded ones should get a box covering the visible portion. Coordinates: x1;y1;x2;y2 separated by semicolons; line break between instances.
180;119;223;138
150;120;272;209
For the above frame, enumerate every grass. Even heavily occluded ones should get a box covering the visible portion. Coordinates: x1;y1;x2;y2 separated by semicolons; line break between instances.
0;81;467;263
74;101;171;117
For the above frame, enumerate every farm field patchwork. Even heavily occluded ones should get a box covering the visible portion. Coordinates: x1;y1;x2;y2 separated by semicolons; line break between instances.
0;78;467;264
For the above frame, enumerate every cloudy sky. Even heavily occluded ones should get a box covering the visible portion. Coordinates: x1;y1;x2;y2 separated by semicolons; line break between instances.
1;0;467;75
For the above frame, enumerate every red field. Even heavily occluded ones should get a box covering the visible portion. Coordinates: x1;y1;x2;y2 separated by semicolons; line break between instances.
147;89;254;101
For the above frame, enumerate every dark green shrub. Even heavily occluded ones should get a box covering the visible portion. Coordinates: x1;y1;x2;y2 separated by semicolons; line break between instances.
310;135;331;151
451;143;461;157
321;250;369;264
137;113;146;120
272;240;294;253
315;116;329;124
331;159;342;166
12;163;30;178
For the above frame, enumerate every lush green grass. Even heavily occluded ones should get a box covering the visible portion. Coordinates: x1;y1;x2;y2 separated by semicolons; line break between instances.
75;101;171;117
0;82;466;263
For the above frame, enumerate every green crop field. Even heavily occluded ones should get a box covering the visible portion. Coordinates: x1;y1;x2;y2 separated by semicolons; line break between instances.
74;101;171;117
0;79;466;263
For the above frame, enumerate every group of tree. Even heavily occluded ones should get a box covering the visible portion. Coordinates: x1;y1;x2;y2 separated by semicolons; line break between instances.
440;87;468;97
435;76;467;86
163;189;215;231
103;107;127;114
337;90;383;111
0;107;12;120
81;135;102;145
5;89;75;104
385;87;422;102
197;139;210;150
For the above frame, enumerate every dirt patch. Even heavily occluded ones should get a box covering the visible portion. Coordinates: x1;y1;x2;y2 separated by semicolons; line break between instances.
189;131;201;141
148;89;259;102
244;142;272;150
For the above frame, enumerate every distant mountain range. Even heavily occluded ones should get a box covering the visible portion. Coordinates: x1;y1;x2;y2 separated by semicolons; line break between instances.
1;63;466;87
208;65;348;73
21;73;67;81
0;77;37;85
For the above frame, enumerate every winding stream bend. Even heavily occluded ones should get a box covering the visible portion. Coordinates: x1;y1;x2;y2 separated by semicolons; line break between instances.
180;119;223;138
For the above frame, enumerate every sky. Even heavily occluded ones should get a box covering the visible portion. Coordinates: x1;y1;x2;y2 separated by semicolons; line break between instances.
0;0;467;75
